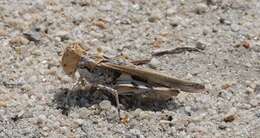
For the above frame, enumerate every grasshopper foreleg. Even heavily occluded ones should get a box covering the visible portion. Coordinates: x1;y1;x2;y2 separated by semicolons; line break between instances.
65;77;90;108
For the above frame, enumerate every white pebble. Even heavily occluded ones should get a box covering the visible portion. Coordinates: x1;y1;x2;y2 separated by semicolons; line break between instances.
139;111;151;120
166;7;177;16
194;3;208;14
28;75;38;83
38;114;47;124
60;126;70;135
74;119;84;125
149;58;160;69
249;99;259;106
43;127;49;131
99;100;111;110
132;108;142;117
231;24;240;32
130;129;144;138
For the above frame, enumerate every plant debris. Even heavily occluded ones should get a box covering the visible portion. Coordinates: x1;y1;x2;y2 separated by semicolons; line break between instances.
152;47;203;56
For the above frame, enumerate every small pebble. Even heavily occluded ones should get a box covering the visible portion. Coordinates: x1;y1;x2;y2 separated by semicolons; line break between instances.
189;125;208;133
0;86;8;93
246;87;255;94
253;42;260;52
132;4;141;10
169;16;183;27
89;30;104;38
28;75;38;83
256;112;260;118
247;82;256;89
55;31;70;42
223;115;235;122
23;32;41;43
249;99;258;106
256;95;260;101
191;113;207;122
174;118;189;130
195;41;206;50
9;36;29;45
185;73;193;80
60;126;70;135
94;20;106;29
77;0;90;7
130;129;144;138
42;132;49;137
184;106;192;115
21;84;32;92
166;7;177;16
72;15;83;25
99;100;112;110
42;127;48;131
61;75;72;83
237;103;251;109
17;110;25;118
99;3;112;11
74;119;84;126
218;124;227;130
212;27;218;33
55;31;69;37
139;111;151;120
206;0;219;5
194;3;208;14
31;50;42;56
0;29;7;36
47;67;57;76
153;37;163;48
148;10;162;22
70;112;80;119
50;121;60;129
132;108;142;117
37;114;47;124
223;108;236;122
0;101;7;107
255;84;260;95
231;24;240;32
6;18;28;30
202;27;211;35
222;83;231;90
149;58;160;69
242;40;251;49
78;108;91;119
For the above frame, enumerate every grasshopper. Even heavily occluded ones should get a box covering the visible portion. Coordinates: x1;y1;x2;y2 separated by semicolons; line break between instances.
61;43;205;120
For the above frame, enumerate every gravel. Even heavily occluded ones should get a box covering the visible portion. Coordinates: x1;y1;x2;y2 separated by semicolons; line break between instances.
0;0;260;137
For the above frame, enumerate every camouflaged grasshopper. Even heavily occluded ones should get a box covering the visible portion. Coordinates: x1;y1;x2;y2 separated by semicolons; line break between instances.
61;43;205;120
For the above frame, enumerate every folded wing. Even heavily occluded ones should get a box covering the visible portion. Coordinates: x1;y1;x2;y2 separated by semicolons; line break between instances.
101;63;205;93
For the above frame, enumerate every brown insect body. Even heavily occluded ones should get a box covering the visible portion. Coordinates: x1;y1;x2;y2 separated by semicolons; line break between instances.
77;56;184;100
61;44;205;120
102;63;205;93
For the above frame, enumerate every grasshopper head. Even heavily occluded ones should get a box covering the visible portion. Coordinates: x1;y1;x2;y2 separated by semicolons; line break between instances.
61;43;87;77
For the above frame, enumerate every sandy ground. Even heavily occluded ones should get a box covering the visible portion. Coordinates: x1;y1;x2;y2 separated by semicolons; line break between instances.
0;0;260;137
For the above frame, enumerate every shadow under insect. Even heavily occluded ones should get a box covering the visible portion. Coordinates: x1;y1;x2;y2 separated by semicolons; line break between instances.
53;88;182;115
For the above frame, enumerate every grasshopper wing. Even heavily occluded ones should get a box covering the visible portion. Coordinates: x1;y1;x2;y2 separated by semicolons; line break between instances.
115;83;180;101
101;63;205;93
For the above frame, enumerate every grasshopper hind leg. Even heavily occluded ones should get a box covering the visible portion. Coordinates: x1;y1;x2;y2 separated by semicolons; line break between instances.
96;84;121;121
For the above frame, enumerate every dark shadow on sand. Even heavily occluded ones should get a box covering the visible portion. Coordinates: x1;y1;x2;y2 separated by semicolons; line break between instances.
53;88;184;116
